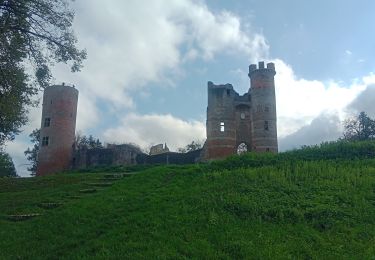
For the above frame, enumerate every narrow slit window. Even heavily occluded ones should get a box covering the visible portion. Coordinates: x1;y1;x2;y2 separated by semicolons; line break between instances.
220;122;225;132
42;136;49;146
44;117;51;127
226;89;230;96
265;106;269;112
264;121;269;131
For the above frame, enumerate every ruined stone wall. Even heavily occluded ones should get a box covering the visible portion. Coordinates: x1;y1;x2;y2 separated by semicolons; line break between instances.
72;144;143;169
137;149;202;165
36;85;78;176
234;94;252;151
72;145;202;169
205;82;237;159
149;143;169;155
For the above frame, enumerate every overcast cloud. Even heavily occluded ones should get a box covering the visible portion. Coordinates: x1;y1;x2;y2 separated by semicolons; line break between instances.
347;84;375;118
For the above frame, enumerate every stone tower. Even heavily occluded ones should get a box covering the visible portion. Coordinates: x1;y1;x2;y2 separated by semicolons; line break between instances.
249;62;278;152
204;61;278;160
205;82;238;159
36;84;78;176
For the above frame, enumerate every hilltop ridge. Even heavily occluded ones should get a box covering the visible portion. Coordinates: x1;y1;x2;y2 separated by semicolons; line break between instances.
1;140;375;258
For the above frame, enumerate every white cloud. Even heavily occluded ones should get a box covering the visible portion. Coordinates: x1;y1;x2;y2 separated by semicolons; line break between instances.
51;0;269;108
273;59;367;137
102;113;206;151
75;91;100;132
279;113;342;151
347;84;375;118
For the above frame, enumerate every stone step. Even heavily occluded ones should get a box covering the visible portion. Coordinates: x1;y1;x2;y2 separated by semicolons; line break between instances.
6;213;42;221
86;182;113;187
66;195;82;200
38;202;63;209
79;188;97;193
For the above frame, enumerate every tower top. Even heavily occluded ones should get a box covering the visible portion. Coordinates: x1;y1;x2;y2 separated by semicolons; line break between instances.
248;61;276;78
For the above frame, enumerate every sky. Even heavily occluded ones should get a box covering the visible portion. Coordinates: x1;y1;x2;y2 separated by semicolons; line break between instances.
4;0;375;177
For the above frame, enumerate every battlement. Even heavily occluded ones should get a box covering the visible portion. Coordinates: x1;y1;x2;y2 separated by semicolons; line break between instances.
208;81;234;90
47;83;77;89
248;61;276;78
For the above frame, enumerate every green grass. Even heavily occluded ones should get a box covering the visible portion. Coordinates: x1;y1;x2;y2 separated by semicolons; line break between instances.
1;141;375;258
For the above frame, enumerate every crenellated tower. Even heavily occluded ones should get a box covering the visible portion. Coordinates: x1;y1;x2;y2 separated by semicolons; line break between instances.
36;84;78;176
248;62;278;152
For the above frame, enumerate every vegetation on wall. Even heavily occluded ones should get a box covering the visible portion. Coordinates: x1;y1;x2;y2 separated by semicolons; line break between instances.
75;134;103;150
178;140;203;153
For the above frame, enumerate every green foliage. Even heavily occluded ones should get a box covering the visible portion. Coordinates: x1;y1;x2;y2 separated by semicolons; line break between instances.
343;111;375;141
24;128;40;175
0;0;86;145
178;140;203;153
1;141;375;258
0;151;17;177
208;140;375;172
75;134;103;150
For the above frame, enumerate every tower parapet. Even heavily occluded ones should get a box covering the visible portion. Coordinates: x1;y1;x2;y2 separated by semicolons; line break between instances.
248;62;276;79
36;84;78;176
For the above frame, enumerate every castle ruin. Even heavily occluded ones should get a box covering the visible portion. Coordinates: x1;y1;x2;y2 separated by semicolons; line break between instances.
36;61;278;176
204;61;278;160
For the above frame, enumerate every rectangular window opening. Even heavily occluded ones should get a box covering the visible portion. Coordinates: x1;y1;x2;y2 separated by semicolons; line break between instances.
42;136;49;146
220;122;225;132
44;117;51;127
264;121;269;131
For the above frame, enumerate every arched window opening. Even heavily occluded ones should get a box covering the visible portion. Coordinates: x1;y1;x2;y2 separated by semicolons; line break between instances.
237;143;248;155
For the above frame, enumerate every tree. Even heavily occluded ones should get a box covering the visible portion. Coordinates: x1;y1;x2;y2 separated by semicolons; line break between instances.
343;112;375;141
0;151;17;177
75;134;103;150
24;128;40;175
0;0;86;145
178;140;203;153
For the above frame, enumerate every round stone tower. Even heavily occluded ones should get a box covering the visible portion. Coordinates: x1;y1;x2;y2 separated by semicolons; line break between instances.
36;84;78;176
248;62;278;152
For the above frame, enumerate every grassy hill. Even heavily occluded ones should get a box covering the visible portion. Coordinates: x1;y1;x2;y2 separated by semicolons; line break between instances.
1;141;375;259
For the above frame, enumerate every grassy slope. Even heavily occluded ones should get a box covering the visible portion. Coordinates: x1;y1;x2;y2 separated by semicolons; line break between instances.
1;142;375;258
